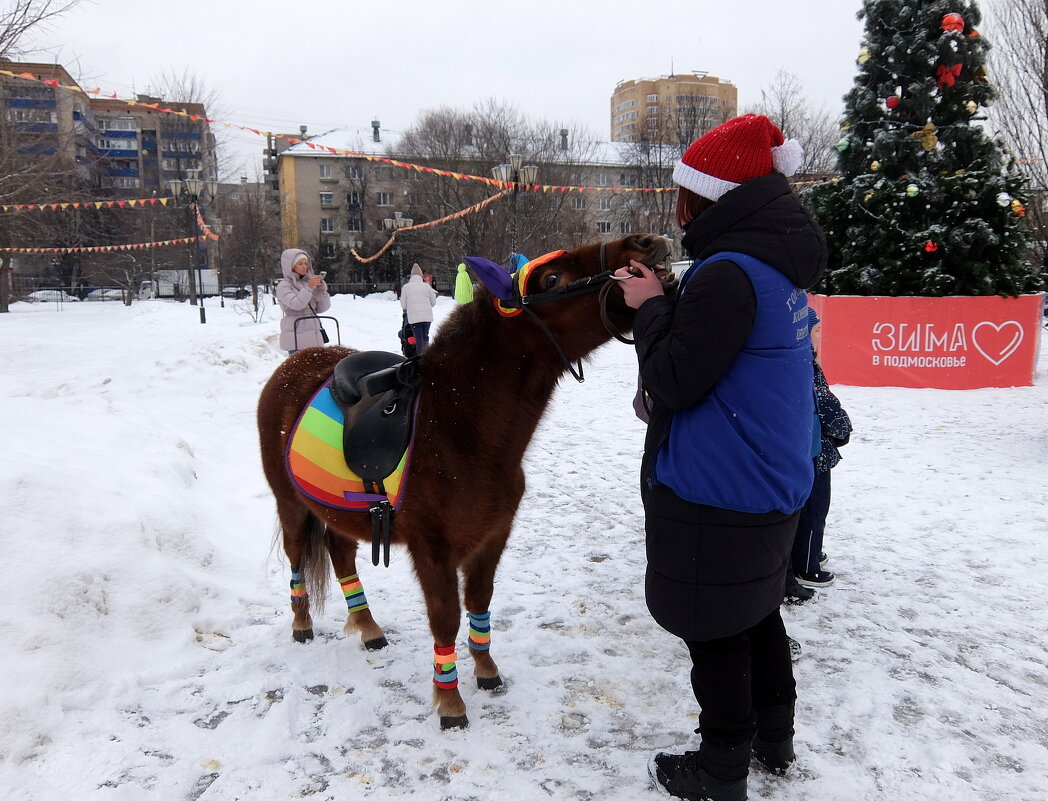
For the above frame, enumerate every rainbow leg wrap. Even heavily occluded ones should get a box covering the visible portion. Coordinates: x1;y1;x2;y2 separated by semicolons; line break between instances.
338;574;369;613
290;569;307;602
467;611;491;651
433;644;459;689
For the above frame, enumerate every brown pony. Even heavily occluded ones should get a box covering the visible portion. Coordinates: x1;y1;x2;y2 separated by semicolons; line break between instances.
257;234;672;729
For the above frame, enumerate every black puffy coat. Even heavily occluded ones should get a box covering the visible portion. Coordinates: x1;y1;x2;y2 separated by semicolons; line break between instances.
633;173;827;641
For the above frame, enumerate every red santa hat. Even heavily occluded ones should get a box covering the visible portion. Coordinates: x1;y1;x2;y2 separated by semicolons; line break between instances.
672;114;804;201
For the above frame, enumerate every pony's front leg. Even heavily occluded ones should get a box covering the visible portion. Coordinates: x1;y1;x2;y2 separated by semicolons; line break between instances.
411;550;469;729
327;532;387;650
462;530;511;693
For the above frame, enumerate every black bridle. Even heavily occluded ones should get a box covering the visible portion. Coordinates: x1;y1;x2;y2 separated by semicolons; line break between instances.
499;243;643;382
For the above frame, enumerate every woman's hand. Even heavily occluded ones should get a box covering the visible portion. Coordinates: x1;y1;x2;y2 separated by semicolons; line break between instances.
613;260;665;309
307;275;323;289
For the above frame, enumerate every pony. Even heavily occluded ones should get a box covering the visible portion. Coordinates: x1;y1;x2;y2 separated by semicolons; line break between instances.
257;234;673;729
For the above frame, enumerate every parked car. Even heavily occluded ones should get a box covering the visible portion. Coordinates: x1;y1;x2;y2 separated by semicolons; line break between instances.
26;290;80;303
85;288;128;302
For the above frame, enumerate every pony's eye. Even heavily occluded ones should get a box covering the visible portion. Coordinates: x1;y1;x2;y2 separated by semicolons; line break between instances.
543;272;561;290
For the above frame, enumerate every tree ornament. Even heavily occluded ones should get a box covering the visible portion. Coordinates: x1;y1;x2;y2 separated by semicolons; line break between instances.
965;100;978;114
906;184;919;197
886;95;900;110
1011;199;1026;217
870;160;881;171
924;240;939;253
912;122;939;151
937;63;962;88
972;65;988;84
836;138;850;152
864;191;875;203
996;192;1012;207
941;13;965;32
858;47;871;64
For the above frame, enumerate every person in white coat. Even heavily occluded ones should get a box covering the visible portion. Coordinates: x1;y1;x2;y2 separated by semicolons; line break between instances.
276;248;331;354
400;263;437;353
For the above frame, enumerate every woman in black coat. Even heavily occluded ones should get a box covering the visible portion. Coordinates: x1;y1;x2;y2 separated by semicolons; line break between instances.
616;114;827;801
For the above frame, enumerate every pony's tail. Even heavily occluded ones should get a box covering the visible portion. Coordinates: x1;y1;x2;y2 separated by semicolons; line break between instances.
300;512;331;611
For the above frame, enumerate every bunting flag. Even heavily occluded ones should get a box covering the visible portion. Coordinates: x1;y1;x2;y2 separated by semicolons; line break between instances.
350;190;509;263
193;203;221;240
1;196;170;213
0;237;200;254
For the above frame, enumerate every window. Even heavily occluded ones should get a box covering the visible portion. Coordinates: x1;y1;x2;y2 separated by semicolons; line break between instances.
319;163;333;179
377;192;392;206
320;218;335;233
404;193;416;207
597;172;609;187
597;221;612;233
347;217;362;232
346;164;363;180
572;196;586;210
620;221;633;234
321;242;336;258
620;173;637;187
346;191;361;208
598;197;612;211
647;94;658;103
319;192;334;206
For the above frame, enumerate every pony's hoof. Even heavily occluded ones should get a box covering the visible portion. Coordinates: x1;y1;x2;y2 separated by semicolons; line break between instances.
292;628;314;643
439;714;469;730
477;675;504;692
364;636;388;651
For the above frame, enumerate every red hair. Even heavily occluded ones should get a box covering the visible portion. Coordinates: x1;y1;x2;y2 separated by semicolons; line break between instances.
675;187;715;229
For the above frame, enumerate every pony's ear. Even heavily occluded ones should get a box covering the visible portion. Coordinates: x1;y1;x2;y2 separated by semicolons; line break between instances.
464;256;514;300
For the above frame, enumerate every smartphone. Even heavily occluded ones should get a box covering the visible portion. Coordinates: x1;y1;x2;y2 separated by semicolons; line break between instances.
318;271;327;278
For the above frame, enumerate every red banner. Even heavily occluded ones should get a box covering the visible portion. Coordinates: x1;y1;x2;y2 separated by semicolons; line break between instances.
810;294;1045;389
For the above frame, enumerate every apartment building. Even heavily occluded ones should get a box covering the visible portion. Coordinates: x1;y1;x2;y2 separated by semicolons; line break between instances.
270;123;682;289
1;60;217;195
611;72;738;144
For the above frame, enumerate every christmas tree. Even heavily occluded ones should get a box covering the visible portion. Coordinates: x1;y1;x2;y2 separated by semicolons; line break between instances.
804;0;1043;296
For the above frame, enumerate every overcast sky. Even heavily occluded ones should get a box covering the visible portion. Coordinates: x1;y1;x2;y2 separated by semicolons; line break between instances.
19;0;935;179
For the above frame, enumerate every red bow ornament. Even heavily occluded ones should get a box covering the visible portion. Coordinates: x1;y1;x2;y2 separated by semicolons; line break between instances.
936;63;962;88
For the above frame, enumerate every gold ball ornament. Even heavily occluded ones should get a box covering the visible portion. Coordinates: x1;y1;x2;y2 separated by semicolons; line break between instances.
1011;199;1026;216
864;191;875;203
870;161;880;171
911;122;939;151
965;101;978;114
858;47;871;65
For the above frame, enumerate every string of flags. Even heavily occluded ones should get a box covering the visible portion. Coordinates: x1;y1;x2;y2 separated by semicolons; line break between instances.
351;190;509;263
0;196;170;213
0;236;203;255
0;68;679;194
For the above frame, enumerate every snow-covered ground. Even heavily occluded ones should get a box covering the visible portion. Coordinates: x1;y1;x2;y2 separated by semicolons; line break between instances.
1;292;1046;801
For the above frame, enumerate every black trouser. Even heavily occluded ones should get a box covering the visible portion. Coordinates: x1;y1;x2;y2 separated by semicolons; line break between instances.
791;468;832;574
685;608;796;781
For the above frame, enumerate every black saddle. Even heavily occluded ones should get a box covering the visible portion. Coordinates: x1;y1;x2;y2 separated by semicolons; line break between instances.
329;351;421;484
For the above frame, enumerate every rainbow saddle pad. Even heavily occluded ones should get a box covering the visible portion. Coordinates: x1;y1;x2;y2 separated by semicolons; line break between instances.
285;351;421;512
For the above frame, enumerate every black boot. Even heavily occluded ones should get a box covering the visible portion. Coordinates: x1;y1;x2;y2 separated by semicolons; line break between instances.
752;701;796;775
648;749;747;801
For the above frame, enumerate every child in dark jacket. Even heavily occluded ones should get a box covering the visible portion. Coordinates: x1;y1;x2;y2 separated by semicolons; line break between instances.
790;307;852;592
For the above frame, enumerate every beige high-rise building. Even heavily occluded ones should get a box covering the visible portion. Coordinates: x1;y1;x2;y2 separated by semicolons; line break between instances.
611;72;737;144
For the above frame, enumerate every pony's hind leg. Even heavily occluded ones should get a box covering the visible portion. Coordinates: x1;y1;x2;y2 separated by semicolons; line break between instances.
327;532;387;650
462;530;510;692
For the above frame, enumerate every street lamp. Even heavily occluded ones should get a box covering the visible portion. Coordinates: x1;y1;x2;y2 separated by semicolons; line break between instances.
383;210;413;281
167;169;219;310
491;153;538;260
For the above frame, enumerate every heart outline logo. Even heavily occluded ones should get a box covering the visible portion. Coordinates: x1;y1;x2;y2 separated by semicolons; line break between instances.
972;321;1024;366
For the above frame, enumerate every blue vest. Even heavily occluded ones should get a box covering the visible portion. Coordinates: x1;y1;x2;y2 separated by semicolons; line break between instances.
652;252;815;514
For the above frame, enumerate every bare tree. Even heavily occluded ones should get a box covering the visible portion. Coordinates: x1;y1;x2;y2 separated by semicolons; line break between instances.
220;179;281;318
748;69;838;176
0;0;79;59
984;0;1048;259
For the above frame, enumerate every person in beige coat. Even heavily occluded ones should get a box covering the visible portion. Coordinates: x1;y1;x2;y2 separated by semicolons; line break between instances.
276;248;331;354
400;263;437;353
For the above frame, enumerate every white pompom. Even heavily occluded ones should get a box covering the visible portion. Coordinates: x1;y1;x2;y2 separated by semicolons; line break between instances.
772;139;804;176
